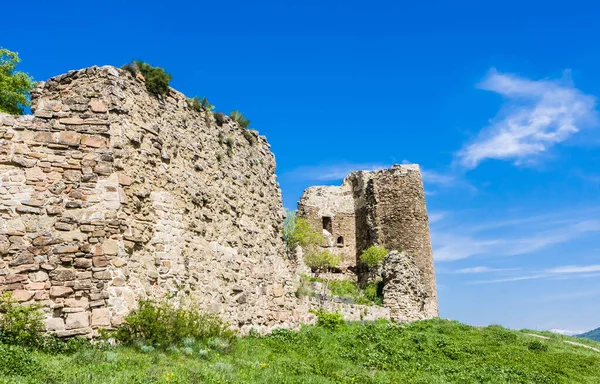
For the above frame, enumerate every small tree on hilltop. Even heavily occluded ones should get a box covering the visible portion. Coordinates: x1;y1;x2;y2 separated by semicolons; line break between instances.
0;48;35;115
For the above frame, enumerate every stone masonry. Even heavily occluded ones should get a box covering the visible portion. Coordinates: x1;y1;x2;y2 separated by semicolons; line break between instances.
0;66;303;336
297;165;439;320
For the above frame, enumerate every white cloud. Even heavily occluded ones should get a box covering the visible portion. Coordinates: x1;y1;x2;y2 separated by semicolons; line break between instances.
432;232;503;261
432;210;600;262
456;69;597;169
550;329;583;336
428;211;447;224
420;169;457;186
469;274;547;284
453;266;520;274
544;265;600;274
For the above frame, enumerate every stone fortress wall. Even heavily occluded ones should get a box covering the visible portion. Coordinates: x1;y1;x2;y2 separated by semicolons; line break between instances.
0;66;438;336
0;66;303;336
297;165;439;320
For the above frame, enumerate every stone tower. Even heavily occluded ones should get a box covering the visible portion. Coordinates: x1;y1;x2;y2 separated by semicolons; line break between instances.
297;164;438;318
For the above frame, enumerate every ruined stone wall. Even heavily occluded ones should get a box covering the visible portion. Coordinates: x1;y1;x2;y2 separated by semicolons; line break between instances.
296;185;356;270
0;66;303;336
298;165;439;320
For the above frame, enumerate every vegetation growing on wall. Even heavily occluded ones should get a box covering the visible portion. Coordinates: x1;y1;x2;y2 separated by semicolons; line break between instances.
303;251;340;276
188;96;214;112
283;211;323;257
229;110;250;128
0;48;35;115
360;245;388;268
122;60;172;97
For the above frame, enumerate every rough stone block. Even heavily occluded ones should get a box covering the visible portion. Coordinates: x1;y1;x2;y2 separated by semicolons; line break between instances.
65;312;89;330
103;239;118;255
58;131;81;146
91;308;111;327
81;135;106;148
54;245;79;254
45;317;65;332
50;269;76;281
12;289;34;302
89;100;107;113
92;256;109;268
50;286;74;297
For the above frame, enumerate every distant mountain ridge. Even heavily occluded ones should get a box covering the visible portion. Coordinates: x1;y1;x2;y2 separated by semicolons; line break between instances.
577;328;600;342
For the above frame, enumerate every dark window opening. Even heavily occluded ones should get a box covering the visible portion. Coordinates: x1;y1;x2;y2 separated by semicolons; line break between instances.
322;216;332;233
337;236;344;245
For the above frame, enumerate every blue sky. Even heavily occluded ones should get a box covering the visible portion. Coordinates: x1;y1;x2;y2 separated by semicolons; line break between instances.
4;0;600;333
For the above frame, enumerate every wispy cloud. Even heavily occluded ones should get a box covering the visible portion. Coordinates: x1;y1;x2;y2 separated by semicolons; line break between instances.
453;266;520;274
469;264;600;284
470;274;548;284
432;208;600;262
544;265;600;274
456;69;597;169
428;211;448;224
550;329;583;336
420;169;457;186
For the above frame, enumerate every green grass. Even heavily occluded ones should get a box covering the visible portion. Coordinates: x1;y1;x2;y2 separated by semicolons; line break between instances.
1;319;600;383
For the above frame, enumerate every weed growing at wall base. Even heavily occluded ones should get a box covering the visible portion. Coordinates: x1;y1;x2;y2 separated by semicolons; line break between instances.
108;299;235;348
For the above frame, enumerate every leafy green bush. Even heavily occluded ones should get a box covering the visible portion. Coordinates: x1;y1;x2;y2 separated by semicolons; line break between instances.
283;211;324;256
310;309;345;331
0;48;35;115
188;96;214;112
327;279;383;306
229;110;250;128
527;339;549;352
360;245;388;268
128;60;172;97
364;280;384;305
0;292;45;348
111;299;234;348
328;280;359;299
0;343;40;376
304;250;340;275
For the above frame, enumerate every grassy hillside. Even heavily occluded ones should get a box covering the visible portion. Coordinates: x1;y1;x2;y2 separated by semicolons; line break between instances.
578;327;600;342
1;319;599;384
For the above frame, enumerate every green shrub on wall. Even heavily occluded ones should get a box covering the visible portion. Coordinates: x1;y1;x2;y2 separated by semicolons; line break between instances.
304;250;340;275
283;211;324;255
360;245;388;269
188;96;214;112
122;60;172;97
229;110;250;128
